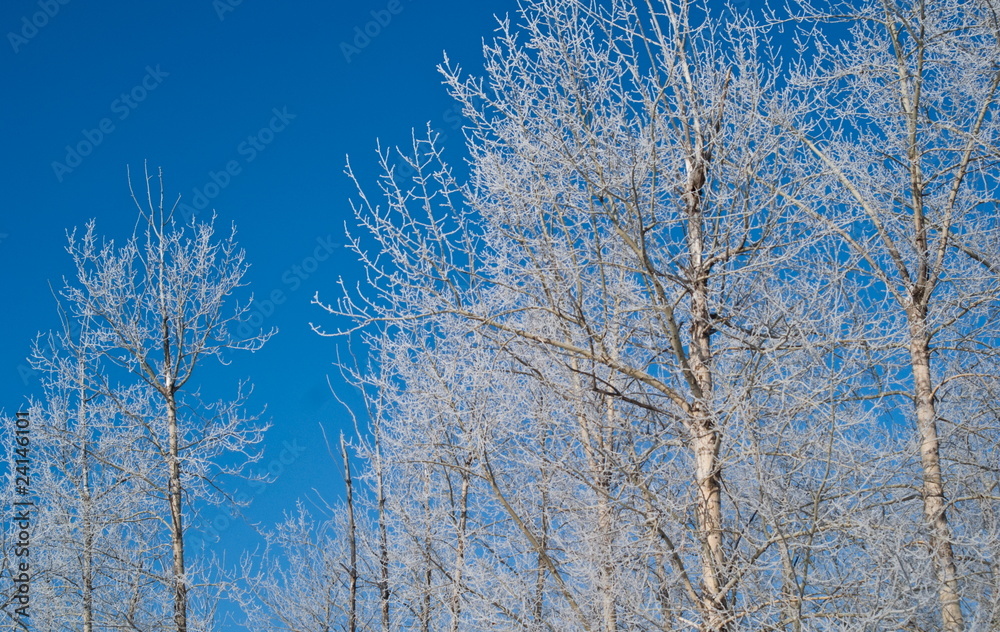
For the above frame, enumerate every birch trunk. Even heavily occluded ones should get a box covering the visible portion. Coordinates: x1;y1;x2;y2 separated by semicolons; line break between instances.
449;467;470;632
166;388;187;632
341;435;358;632
907;319;964;632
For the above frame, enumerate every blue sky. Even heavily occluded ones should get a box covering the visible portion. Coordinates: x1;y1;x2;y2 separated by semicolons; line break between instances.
0;0;517;589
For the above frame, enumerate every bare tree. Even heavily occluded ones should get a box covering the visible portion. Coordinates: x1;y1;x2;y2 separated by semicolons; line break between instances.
231;502;363;631
229;418;395;632
782;1;1000;628
313;3;881;630
39;166;272;631
3;271;174;631
26;335;171;631
206;1;1000;630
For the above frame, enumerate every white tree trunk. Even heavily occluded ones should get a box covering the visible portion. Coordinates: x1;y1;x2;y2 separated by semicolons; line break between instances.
908;322;964;632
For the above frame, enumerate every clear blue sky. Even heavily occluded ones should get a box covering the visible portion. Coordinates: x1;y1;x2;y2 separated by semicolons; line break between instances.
0;0;516;597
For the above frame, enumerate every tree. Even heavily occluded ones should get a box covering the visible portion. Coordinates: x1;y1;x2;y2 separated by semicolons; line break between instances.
26;324;171;631
231;502;363;631
229;431;385;632
783;1;1000;628
31;167;271;631
316;1;879;629
181;0;1000;629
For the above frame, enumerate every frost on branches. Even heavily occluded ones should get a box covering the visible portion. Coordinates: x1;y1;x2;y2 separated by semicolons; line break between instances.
314;1;1000;631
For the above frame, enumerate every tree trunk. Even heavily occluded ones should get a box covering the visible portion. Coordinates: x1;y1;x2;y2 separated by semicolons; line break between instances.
420;466;434;632
693;414;726;631
688;167;728;631
535;483;549;631
598;397;618;632
449;467;469;632
341;435;358;632
574;366;619;632
79;367;94;632
597;465;617;632
167;390;188;632
908;321;964;632
82;477;94;632
377;448;391;632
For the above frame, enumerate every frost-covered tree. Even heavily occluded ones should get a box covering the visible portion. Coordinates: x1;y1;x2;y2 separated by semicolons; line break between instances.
783;1;1000;628
189;1;1000;630
26;327;171;631
24;167;271;632
231;503;360;631
228;431;387;632
316;1;885;630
